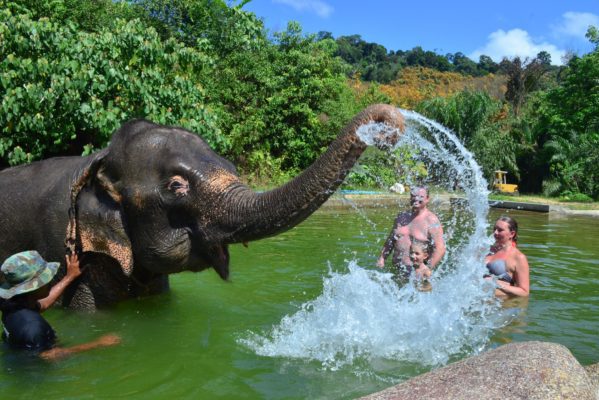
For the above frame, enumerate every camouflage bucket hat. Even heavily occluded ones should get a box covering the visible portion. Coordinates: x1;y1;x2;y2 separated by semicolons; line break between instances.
0;251;59;299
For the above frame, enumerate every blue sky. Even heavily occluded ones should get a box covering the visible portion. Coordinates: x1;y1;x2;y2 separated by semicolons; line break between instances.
243;0;599;65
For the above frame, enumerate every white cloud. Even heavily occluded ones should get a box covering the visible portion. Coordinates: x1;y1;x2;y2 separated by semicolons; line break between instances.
273;0;333;18
553;11;599;39
469;28;566;65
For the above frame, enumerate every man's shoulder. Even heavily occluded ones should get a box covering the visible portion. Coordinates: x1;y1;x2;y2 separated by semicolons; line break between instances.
424;209;441;221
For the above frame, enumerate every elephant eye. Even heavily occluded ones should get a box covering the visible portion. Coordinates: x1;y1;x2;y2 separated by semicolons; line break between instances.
167;175;189;197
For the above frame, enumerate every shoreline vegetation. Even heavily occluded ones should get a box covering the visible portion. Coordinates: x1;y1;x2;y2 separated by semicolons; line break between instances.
319;190;599;216
2;2;597;203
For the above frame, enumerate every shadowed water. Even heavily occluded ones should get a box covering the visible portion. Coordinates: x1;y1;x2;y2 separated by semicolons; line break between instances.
1;210;598;399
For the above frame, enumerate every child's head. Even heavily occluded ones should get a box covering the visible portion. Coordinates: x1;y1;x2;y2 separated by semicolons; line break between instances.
409;240;429;266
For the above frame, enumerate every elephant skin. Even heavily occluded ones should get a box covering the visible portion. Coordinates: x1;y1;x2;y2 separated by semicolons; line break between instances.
360;341;596;400
0;104;404;310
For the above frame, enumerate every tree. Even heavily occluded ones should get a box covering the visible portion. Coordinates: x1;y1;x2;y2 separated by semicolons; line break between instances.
531;27;599;198
478;55;498;74
536;51;552;66
417;90;517;184
452;52;480;76
223;22;356;175
543;130;599;198
0;4;218;166
586;25;599;49
7;0;143;32
501;56;550;116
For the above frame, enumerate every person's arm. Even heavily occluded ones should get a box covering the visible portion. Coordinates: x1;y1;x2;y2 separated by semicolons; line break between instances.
40;333;121;361
38;253;82;312
496;252;530;297
377;229;397;268
427;216;446;269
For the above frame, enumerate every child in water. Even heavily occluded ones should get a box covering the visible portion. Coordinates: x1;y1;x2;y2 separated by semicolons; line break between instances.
409;240;432;291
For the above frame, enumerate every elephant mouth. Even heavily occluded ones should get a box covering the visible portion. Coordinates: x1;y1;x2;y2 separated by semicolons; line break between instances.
139;230;229;279
185;228;230;280
201;244;230;280
160;243;229;280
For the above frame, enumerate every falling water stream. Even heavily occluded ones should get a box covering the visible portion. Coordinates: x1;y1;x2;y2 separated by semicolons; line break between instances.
240;109;515;372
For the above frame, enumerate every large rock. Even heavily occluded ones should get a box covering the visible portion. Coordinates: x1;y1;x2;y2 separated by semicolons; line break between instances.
585;363;599;398
361;341;596;400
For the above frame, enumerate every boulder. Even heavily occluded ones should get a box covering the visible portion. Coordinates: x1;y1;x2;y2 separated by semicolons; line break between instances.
584;362;599;398
361;341;596;400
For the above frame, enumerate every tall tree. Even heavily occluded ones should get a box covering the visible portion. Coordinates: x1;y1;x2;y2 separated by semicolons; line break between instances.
528;27;599;198
501;55;550;116
478;55;499;74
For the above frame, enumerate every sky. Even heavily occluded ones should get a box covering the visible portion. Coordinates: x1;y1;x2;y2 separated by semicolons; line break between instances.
243;0;599;65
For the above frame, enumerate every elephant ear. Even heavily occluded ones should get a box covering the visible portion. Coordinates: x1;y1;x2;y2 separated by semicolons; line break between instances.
65;150;134;276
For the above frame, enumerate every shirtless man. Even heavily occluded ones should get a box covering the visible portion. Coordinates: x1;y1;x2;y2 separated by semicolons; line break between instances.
376;186;446;277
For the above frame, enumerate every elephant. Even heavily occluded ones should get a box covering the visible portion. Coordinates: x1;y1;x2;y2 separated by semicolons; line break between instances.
0;104;404;310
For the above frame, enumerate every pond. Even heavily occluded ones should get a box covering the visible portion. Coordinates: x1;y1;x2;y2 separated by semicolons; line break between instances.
1;204;598;399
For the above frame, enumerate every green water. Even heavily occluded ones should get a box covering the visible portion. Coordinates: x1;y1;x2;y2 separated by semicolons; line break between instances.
1;207;598;399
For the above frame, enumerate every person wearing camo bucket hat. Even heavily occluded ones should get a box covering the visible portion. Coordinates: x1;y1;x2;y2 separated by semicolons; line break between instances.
0;251;60;300
1;250;120;359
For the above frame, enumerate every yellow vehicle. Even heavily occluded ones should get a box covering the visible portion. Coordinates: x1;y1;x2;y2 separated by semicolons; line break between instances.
493;170;519;194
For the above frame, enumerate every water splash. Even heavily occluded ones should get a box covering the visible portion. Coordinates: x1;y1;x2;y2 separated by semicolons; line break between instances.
240;110;513;372
356;121;402;150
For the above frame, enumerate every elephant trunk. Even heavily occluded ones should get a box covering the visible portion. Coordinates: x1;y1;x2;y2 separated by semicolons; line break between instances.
212;104;404;244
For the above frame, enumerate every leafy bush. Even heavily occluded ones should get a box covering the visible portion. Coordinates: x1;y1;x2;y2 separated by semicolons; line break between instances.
0;5;219;166
558;191;594;203
417;90;503;145
220;22;357;173
343;146;427;190
417;90;521;187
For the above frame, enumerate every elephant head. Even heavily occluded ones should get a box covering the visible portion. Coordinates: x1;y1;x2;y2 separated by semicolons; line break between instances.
66;104;404;283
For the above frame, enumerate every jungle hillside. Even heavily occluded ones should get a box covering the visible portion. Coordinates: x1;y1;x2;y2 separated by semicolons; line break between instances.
1;0;598;201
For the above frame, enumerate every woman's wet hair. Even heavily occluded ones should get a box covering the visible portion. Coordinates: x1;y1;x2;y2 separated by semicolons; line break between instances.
497;215;518;243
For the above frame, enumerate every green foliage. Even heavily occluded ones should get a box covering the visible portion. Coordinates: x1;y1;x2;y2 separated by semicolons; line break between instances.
586;26;599;50
0;5;219;166
542;131;599;199
4;0;596;203
470;124;519;183
328;35;500;84
558;191;594;203
538;53;599;138
417;90;502;144
500;55;552;116
6;0;143;32
343;146;427;190
243;149;295;187
130;0;260;55
220;22;356;173
129;3;358;177
534;27;599;199
417;90;521;185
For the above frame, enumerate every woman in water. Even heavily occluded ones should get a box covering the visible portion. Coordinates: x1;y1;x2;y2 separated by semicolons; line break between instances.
485;216;530;297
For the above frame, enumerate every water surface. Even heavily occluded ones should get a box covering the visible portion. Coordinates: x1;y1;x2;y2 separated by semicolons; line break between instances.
1;206;598;399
